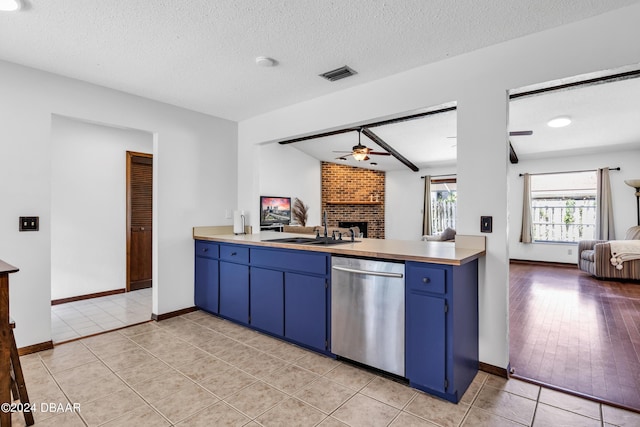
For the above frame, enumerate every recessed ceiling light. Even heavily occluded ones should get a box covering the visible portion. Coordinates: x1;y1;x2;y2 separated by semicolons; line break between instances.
0;0;21;11
255;56;277;67
547;116;572;128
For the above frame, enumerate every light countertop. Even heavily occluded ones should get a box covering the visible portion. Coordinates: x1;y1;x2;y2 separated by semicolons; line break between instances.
193;228;485;266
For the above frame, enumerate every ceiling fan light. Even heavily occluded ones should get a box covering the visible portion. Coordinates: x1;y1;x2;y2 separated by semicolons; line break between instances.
353;152;368;161
0;0;21;11
547;116;572;128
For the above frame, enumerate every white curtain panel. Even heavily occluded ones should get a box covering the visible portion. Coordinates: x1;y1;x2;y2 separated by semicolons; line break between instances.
520;173;533;243
596;167;616;240
422;176;432;236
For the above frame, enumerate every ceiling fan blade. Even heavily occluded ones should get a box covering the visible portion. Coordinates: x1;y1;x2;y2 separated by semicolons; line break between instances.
509;130;533;136
369;152;391;156
332;150;352;153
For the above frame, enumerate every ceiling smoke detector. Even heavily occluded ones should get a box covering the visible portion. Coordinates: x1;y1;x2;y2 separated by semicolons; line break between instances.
319;66;357;82
255;56;277;67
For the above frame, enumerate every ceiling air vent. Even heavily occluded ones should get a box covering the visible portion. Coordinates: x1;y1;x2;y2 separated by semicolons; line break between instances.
319;66;357;82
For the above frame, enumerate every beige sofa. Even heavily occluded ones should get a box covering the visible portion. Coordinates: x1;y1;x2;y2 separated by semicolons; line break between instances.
578;226;640;280
283;225;361;238
422;227;456;242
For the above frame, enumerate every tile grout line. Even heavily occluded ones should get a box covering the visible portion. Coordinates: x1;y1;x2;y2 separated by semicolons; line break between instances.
529;383;543;427
78;334;176;426
35;354;90;427
457;373;489;426
176;315;352;423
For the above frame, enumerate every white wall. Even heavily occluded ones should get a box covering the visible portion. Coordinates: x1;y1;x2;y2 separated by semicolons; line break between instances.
50;116;153;300
385;166;457;240
256;143;322;226
239;4;640;369
508;148;640;263
0;60;237;348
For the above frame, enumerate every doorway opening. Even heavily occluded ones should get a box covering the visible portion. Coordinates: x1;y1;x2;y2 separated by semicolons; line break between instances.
50;116;153;343
507;66;640;410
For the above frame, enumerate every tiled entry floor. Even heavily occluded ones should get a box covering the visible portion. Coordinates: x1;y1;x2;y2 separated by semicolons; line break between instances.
15;310;640;427
51;288;151;343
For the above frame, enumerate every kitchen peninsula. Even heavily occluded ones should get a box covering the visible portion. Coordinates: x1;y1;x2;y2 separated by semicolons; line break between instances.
193;227;485;403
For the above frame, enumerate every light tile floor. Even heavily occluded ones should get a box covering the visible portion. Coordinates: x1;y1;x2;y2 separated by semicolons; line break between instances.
13;310;640;426
51;288;151;343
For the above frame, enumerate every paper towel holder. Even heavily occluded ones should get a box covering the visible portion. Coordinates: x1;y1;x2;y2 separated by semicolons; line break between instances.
234;210;246;235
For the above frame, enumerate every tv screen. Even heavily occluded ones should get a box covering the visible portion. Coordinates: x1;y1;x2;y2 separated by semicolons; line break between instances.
260;196;291;226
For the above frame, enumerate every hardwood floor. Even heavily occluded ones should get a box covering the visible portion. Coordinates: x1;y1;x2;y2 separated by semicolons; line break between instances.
509;261;640;411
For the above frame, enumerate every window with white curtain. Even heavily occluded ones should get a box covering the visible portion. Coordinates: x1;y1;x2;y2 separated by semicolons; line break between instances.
530;171;596;242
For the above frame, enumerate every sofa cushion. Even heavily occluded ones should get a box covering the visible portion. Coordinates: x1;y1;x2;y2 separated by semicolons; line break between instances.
625;226;640;240
441;227;456;241
422;228;456;242
581;249;595;262
282;225;316;234
328;226;360;237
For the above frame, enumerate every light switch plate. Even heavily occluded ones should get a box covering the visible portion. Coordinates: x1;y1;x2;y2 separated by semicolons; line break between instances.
480;216;492;233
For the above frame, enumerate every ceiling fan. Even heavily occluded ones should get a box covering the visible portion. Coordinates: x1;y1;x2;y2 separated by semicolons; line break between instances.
333;128;391;161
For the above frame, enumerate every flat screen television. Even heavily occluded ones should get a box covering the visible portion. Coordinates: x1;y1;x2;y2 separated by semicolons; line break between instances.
260;196;291;226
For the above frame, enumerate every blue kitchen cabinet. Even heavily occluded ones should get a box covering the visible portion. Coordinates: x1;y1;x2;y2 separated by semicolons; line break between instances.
250;267;284;335
406;289;446;393
285;272;327;352
194;241;219;314
219;261;250;325
405;260;479;403
195;256;219;313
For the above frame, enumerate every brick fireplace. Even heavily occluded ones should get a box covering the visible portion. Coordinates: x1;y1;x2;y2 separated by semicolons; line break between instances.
321;162;385;239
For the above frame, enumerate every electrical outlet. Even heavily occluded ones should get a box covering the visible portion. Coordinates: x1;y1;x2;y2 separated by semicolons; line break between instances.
19;216;39;231
224;209;232;219
568;248;573;255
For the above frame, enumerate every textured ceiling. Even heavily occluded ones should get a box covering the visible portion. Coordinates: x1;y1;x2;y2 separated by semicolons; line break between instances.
0;0;637;121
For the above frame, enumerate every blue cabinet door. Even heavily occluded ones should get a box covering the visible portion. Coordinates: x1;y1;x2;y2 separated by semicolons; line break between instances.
219;261;249;324
285;272;326;351
406;291;446;393
250;267;284;335
194;256;219;313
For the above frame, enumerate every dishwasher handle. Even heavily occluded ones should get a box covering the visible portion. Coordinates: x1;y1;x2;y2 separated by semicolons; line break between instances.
332;265;404;278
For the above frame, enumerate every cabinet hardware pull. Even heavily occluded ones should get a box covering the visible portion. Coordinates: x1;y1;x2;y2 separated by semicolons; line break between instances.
422;277;430;283
231;252;237;256
202;248;208;252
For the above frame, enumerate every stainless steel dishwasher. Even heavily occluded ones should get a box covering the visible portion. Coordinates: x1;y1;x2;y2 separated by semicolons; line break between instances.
331;256;405;376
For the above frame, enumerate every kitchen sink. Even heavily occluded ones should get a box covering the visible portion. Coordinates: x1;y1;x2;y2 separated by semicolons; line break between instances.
263;236;359;246
303;238;359;246
262;237;318;244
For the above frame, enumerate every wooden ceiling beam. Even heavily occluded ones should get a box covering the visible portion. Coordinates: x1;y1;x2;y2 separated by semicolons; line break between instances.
361;128;419;172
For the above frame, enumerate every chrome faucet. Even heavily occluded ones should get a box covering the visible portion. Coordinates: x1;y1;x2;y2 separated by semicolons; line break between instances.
323;210;328;238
